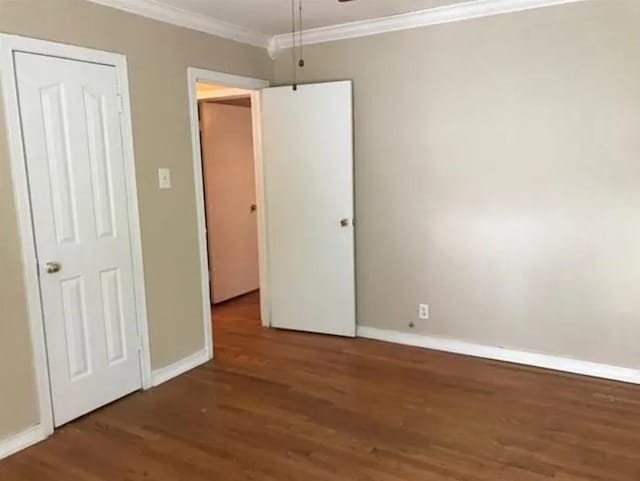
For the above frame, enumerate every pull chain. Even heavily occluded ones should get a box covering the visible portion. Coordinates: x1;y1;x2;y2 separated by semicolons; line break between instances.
291;0;305;90
291;0;297;90
298;0;304;68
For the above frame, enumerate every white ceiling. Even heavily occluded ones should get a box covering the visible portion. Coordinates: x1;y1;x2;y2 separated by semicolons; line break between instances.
158;0;466;36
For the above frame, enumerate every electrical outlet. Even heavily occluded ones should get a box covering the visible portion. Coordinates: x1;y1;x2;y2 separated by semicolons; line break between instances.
418;304;429;320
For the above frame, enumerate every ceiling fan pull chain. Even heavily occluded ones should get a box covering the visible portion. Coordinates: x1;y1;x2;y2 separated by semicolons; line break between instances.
298;0;305;68
291;0;297;90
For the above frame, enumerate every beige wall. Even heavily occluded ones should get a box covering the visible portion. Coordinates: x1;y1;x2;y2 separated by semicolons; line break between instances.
274;0;640;368
0;102;37;439
0;0;271;439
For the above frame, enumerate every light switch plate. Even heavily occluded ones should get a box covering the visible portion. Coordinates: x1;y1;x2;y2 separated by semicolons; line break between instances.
158;168;171;189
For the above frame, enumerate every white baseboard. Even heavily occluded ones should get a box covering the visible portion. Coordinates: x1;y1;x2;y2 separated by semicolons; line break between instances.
0;424;48;461
357;326;640;385
151;348;211;387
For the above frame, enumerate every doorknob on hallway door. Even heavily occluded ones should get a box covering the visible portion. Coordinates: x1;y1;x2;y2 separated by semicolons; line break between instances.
45;261;62;274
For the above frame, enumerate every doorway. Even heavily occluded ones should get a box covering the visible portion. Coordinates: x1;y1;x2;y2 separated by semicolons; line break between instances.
187;69;269;357
187;69;357;354
198;84;260;306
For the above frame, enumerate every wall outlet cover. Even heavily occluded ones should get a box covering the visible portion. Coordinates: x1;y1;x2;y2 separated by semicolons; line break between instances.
158;168;171;189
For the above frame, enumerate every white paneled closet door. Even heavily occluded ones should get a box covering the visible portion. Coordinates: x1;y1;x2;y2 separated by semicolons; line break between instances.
15;52;142;426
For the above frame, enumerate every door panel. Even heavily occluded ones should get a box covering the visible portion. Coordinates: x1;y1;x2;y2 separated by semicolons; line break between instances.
260;81;356;337
84;87;117;239
15;52;142;427
60;276;91;379
100;268;127;364
40;83;78;245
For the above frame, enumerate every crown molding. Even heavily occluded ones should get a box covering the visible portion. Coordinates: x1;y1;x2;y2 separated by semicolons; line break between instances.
271;0;585;54
88;0;585;57
87;0;271;49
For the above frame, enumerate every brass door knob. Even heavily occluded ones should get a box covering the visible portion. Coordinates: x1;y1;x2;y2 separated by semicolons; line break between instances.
45;262;62;274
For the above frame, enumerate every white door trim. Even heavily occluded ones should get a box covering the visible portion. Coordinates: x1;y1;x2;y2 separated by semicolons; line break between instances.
0;34;152;445
186;68;270;358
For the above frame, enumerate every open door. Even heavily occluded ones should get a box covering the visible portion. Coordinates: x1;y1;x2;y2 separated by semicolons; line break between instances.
260;81;355;337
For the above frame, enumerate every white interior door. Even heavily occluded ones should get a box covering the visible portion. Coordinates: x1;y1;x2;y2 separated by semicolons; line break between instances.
200;102;259;303
260;81;355;337
15;52;142;427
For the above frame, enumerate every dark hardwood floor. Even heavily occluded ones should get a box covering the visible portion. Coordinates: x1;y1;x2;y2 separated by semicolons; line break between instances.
2;290;640;480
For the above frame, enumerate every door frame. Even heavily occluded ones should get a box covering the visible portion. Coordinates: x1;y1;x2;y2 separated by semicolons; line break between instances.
186;68;270;356
0;34;152;438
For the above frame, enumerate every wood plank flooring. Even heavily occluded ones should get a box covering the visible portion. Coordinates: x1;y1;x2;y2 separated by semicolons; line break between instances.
2;290;640;480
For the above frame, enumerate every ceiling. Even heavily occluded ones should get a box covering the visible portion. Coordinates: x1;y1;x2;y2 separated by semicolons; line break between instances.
157;0;467;36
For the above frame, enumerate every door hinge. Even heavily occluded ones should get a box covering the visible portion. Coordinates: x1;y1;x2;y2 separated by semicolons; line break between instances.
117;94;124;114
